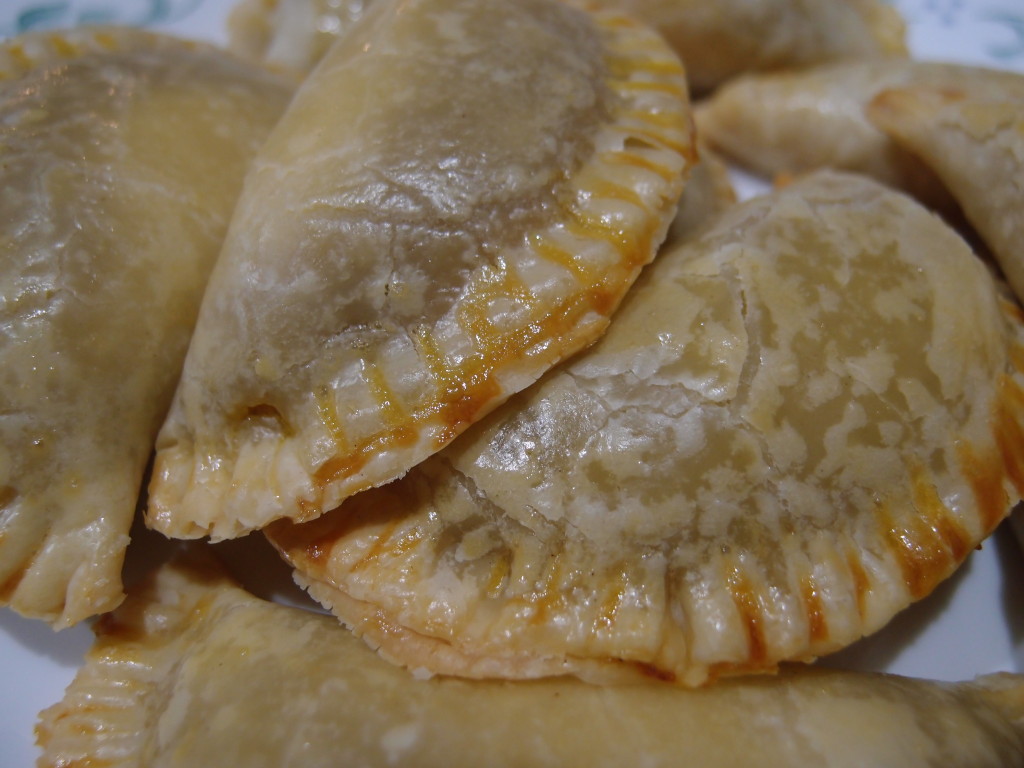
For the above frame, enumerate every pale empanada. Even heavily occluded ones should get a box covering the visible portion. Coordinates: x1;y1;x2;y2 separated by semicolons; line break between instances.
696;60;1024;212
37;556;1024;768
226;0;906;94
594;0;907;94
0;28;291;627
147;0;695;540
269;171;1024;686
867;80;1024;305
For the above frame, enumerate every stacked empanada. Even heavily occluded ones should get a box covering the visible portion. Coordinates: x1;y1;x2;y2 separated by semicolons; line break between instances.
268;171;1024;685
147;0;696;540
5;0;1024;765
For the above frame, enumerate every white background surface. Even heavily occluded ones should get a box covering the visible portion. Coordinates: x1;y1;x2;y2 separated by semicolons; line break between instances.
2;0;1024;765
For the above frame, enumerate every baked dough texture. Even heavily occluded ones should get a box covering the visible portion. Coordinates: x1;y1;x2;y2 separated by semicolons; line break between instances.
226;0;906;93
148;0;695;540
591;0;907;94
867;77;1024;305
36;555;1024;768
695;60;1024;212
269;171;1024;685
0;28;291;627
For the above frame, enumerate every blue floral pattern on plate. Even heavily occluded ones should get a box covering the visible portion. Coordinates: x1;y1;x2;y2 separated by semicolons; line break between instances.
890;0;1024;67
1;0;205;38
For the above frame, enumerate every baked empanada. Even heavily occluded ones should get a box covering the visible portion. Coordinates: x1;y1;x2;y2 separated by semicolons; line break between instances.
226;0;906;93
147;0;695;540
0;28;291;627
595;0;907;94
269;171;1024;685
867;79;1024;305
696;60;1024;212
37;555;1024;768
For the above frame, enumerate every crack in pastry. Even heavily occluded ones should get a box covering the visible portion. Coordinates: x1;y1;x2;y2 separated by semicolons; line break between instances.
36;554;1024;767
268;171;1024;686
147;0;696;541
0;27;292;627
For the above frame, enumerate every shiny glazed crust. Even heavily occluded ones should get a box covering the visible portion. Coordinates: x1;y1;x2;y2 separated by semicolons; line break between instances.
0;27;291;626
36;556;1024;767
147;0;695;540
270;171;1024;685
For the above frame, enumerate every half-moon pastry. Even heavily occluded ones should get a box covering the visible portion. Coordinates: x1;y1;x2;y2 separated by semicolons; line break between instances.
695;60;1024;212
36;555;1024;768
147;0;695;540
226;0;906;94
0;28;292;627
867;79;1024;304
269;170;1024;686
594;0;907;94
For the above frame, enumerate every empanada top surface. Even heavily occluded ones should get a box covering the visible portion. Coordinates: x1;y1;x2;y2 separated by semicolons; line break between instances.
36;556;1024;768
866;75;1024;305
0;28;291;626
270;171;1024;686
148;0;695;540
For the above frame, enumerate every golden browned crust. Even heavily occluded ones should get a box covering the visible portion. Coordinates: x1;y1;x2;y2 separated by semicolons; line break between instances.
270;171;1024;685
147;0;696;541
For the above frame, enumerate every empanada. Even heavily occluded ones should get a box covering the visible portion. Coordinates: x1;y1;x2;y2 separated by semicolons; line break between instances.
226;0;906;93
269;171;1024;686
696;60;1024;212
867;80;1024;305
0;28;291;627
595;0;907;94
37;555;1024;768
147;0;695;540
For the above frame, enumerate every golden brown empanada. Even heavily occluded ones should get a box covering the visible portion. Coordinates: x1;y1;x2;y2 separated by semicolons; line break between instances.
0;28;291;627
227;0;906;93
147;0;695;541
269;171;1024;686
696;60;1024;211
867;79;1024;305
36;555;1024;768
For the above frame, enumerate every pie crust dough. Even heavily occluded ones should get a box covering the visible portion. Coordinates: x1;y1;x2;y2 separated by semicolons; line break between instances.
147;0;696;540
270;171;1024;685
0;27;291;626
36;555;1024;768
867;74;1024;304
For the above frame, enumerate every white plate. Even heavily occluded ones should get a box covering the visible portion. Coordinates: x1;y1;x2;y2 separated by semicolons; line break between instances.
2;1;1024;765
